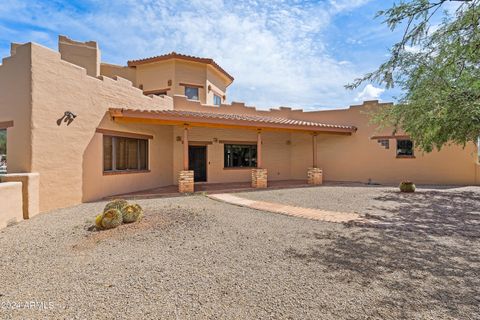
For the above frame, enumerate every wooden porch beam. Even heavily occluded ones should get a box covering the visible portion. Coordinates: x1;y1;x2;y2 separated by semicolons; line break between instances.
257;129;262;169
183;125;189;171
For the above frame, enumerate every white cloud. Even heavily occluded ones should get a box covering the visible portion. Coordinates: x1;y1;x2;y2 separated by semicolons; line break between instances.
355;84;384;102
0;0;377;110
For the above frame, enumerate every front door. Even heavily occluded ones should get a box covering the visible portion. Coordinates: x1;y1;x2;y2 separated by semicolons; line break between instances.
188;146;207;182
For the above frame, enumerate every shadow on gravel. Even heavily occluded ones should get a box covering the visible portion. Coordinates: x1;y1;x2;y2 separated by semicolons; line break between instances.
286;190;480;317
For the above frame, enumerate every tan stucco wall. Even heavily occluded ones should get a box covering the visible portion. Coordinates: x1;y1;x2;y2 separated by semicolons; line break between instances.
100;63;137;85
58;35;100;77
135;60;175;96
134;60;229;105
0;44;33;173
1;173;40;219
83;121;173;201
206;65;228;106
20;43;174;211
0;181;23;229
302;102;478;185
476;162;480;184
173;60;207;103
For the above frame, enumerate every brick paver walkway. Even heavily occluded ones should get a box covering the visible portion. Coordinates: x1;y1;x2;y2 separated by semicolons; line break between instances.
208;193;361;223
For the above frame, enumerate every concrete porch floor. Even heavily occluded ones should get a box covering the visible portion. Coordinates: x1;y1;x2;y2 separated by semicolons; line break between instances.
105;180;314;200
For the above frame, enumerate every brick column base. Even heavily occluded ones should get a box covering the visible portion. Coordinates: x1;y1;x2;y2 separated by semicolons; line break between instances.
178;170;194;193
307;168;323;185
252;168;268;188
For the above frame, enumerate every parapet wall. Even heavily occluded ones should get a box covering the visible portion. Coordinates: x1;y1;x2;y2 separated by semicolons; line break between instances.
172;94;391;127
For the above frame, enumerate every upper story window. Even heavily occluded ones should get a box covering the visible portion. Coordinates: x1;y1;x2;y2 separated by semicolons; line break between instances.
185;87;199;100
397;139;414;157
224;144;257;168
213;94;222;106
103;136;148;172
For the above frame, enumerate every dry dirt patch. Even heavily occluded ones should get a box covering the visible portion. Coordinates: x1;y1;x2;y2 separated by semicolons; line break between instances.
71;206;205;251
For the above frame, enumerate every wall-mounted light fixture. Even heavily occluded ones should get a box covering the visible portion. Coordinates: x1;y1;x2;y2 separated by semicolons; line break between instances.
176;136;182;142
168;79;172;86
57;111;77;126
208;85;212;92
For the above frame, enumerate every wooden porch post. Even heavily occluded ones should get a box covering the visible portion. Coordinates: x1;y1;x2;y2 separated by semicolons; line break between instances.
183;125;189;171
257;129;262;168
179;124;194;193
252;128;267;188
307;132;322;185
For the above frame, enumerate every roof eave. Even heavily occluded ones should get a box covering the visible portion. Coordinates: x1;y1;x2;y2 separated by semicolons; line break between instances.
109;108;356;134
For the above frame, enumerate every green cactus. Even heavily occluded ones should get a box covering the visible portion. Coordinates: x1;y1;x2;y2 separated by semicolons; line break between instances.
104;199;128;213
101;208;123;229
95;214;103;230
399;181;416;193
121;204;144;223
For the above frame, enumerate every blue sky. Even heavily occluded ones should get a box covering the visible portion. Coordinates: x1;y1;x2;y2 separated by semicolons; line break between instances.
0;0;407;110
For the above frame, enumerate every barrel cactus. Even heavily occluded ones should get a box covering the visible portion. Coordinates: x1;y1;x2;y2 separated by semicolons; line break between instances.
95;214;103;230
121;204;144;223
101;208;123;229
399;181;416;193
104;199;128;213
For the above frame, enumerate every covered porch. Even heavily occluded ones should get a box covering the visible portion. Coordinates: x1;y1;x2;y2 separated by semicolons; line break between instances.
105;179;314;200
109;108;356;194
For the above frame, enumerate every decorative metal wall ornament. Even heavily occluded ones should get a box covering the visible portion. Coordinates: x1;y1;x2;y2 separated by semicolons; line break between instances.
56;111;77;126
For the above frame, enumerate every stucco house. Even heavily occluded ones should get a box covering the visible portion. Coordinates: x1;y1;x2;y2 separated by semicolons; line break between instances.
0;35;479;215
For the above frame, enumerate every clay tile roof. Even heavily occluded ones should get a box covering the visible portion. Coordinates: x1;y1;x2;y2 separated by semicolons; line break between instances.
110;108;357;133
127;52;234;82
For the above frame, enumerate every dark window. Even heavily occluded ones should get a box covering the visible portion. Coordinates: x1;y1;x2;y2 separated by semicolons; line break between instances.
213;94;221;106
378;139;389;149
103;136;148;172
185;87;199;100
224;144;257;168
397;139;414;156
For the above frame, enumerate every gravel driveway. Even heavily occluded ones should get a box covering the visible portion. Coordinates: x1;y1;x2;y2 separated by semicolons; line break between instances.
0;185;479;319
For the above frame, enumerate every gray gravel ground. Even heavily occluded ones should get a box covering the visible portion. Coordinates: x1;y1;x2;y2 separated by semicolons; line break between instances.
0;185;479;319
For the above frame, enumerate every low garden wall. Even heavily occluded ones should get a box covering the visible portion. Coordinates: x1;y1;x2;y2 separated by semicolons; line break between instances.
0;173;40;226
0;181;23;228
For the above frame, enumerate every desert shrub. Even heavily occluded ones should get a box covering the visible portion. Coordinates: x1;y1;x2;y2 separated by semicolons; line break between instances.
104;199;128;213
121;204;144;223
399;181;416;193
101;209;123;229
95;214;103;230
